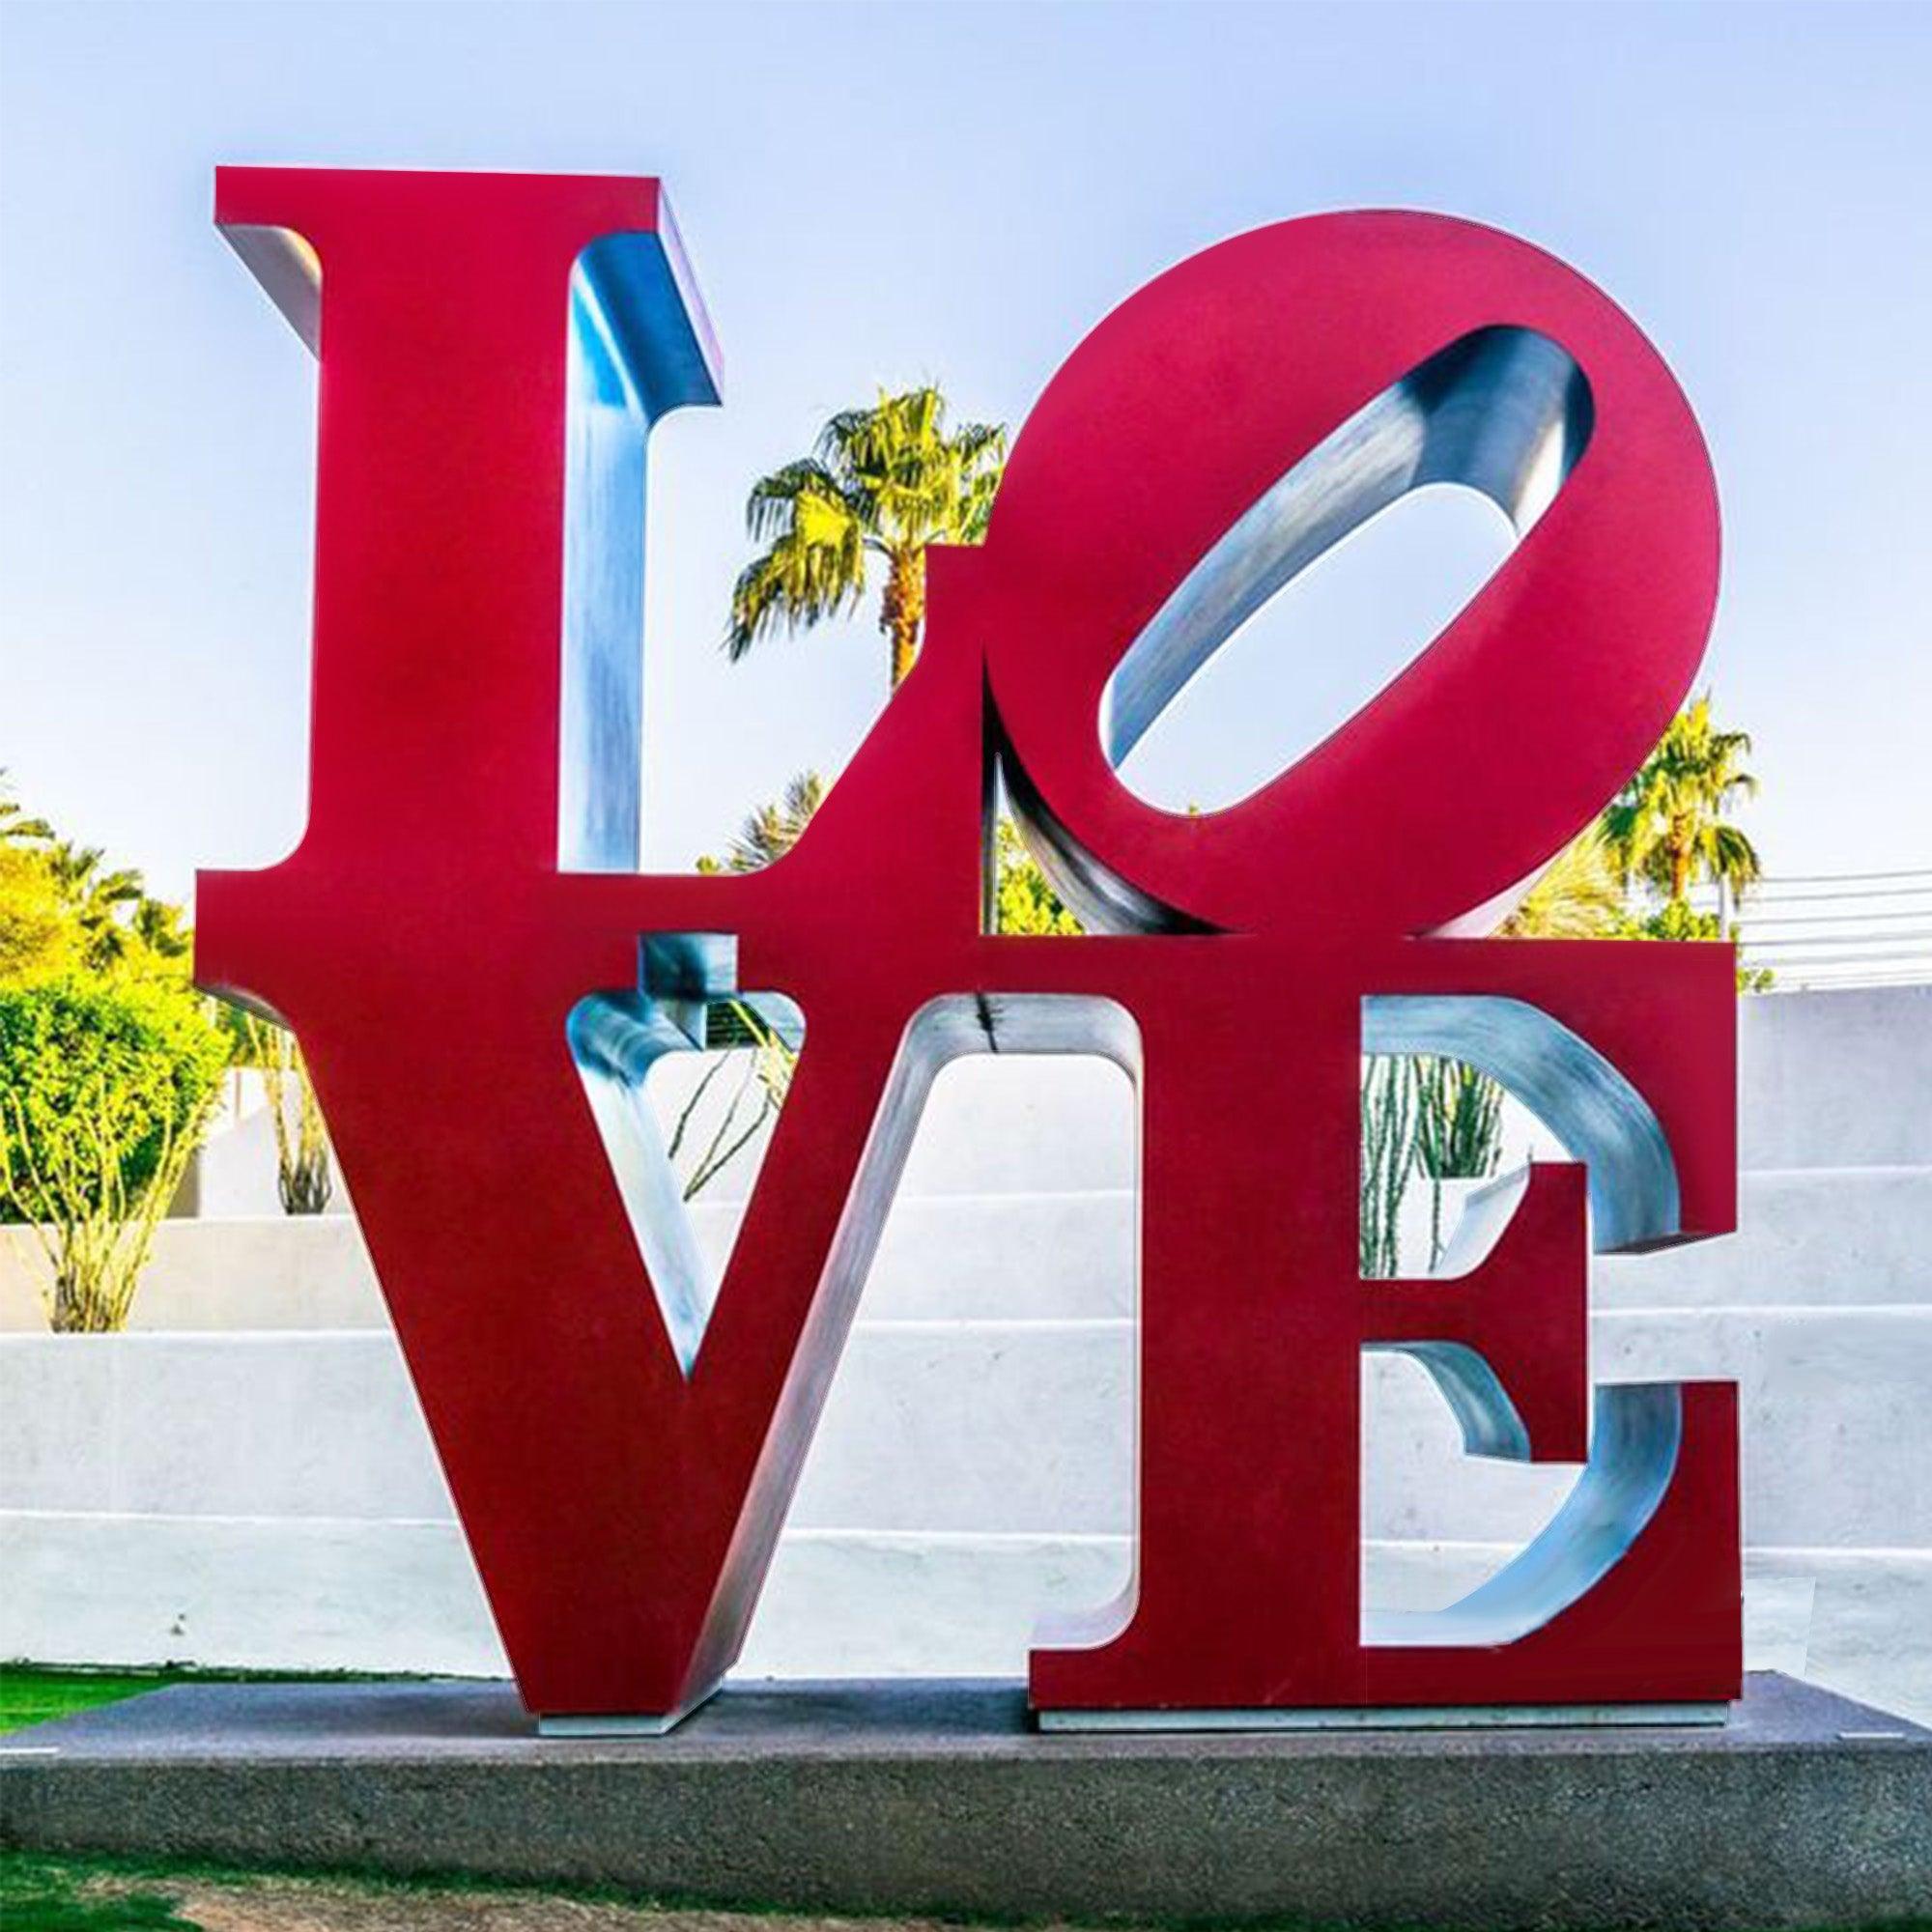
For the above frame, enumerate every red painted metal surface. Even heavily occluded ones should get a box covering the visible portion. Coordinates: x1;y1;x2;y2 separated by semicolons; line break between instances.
198;170;1739;1722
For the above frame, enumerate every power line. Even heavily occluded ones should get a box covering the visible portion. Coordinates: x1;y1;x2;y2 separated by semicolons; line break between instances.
1742;929;1932;951
1737;907;1932;929
1747;867;1932;886
1770;975;1932;991
1740;948;1932;970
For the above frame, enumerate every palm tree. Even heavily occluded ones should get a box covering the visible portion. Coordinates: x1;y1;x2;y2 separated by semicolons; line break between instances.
129;895;192;964
726;386;1007;691
43;842;145;973
698;771;827;875
0;771;52;847
1605;694;1761;915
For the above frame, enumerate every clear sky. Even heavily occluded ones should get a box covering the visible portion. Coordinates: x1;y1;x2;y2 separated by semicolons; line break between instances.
3;1;1928;903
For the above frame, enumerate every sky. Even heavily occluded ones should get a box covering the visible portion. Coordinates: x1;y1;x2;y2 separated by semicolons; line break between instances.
2;0;1929;904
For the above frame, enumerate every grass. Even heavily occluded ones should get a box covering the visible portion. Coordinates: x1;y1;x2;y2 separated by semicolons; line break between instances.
0;1661;424;1738
3;1845;1929;1932
0;1667;188;1738
0;1851;1925;1932
0;1852;200;1931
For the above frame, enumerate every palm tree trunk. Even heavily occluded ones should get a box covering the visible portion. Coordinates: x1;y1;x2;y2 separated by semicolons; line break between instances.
880;547;925;690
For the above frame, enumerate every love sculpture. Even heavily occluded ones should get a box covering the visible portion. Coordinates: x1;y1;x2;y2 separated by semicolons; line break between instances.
197;169;1740;1732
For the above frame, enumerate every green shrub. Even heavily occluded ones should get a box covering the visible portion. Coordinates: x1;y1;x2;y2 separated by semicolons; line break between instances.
0;977;230;1329
994;820;1082;936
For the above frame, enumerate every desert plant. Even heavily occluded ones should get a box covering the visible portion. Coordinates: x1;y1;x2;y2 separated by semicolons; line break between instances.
239;1012;333;1214
665;1000;798;1203
0;978;228;1329
1412;1058;1505;1269
1;1099;210;1331
1359;1057;1418;1280
682;779;823;1199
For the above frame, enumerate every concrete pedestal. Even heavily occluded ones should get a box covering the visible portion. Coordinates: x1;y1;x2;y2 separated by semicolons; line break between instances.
3;1673;1927;1927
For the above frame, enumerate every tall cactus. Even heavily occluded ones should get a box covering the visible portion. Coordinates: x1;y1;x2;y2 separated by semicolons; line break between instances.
1413;1060;1505;1268
1358;1058;1418;1280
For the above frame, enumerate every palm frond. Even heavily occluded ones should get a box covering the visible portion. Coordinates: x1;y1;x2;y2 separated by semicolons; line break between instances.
723;769;825;871
1604;691;1762;904
728;385;1009;674
1498;825;1626;939
744;459;856;541
0;769;53;848
725;495;869;660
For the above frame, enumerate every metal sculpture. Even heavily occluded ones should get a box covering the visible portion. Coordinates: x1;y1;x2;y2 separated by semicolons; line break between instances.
198;169;1739;1731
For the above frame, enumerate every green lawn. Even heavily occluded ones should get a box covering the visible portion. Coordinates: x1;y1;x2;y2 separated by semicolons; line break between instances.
0;1853;200;1931
0;1667;186;1738
0;1853;1925;1932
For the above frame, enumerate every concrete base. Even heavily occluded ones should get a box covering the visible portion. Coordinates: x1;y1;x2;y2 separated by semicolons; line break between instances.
3;1674;1928;1927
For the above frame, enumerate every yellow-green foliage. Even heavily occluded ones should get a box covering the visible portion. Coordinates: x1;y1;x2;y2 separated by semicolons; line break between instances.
0;771;196;992
0;773;233;1327
0;977;230;1328
0;979;228;1208
1604;692;1761;907
727;386;1008;692
994;820;1082;936
0;844;78;984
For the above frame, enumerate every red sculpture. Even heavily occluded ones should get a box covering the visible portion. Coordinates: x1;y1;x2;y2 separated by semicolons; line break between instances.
199;169;1739;1730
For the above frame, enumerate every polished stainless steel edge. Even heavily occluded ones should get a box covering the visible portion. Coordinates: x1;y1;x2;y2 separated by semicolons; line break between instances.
1037;1698;1726;1733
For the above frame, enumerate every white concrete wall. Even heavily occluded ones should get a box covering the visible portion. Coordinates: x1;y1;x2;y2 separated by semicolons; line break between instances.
171;1071;353;1221
1738;984;1932;1170
3;988;1929;1722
